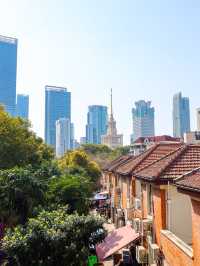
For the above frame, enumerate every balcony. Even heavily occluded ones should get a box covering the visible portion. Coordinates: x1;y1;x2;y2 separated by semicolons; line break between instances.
161;230;193;266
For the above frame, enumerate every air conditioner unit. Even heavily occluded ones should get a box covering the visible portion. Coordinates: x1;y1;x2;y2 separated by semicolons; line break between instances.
133;218;141;233
142;218;152;234
136;246;148;264
148;242;160;265
134;198;141;209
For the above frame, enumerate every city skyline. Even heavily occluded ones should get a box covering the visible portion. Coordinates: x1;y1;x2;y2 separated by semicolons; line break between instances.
1;1;200;144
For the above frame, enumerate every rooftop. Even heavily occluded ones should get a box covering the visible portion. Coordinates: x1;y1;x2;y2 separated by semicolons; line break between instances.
0;35;17;44
116;143;182;176
45;85;68;92
175;168;200;193
135;144;200;183
133;135;181;144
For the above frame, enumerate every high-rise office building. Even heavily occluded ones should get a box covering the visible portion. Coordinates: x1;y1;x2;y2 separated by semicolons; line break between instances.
131;100;155;142
173;92;190;138
56;118;71;157
86;105;108;144
16;94;29;119
197;108;200;131
45;86;71;148
0;35;17;116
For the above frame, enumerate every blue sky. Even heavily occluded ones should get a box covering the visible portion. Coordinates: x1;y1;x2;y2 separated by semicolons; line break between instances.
0;0;200;144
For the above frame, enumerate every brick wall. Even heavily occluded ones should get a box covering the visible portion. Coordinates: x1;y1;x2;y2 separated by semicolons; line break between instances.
161;231;193;266
191;198;200;266
153;187;166;246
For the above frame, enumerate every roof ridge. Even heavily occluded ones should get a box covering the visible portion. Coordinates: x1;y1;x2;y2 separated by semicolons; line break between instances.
174;166;200;182
115;144;159;175
134;144;184;175
155;144;188;179
127;143;160;174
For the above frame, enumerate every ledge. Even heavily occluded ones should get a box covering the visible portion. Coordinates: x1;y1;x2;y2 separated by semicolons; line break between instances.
161;230;193;259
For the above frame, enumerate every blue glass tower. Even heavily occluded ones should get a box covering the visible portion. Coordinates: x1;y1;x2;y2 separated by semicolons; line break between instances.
86;105;108;144
45;86;71;147
173;92;190;138
0;35;17;116
131;100;155;142
16;94;29;119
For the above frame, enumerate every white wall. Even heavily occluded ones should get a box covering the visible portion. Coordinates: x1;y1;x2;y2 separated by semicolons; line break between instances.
167;186;192;245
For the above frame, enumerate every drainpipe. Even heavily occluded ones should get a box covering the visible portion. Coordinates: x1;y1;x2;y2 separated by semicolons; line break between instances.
167;181;171;231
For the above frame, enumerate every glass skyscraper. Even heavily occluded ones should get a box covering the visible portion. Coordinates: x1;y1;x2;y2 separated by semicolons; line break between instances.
45;86;71;148
173;92;190;138
131;100;155;142
16;94;29;119
0;35;17;116
86;105;108;144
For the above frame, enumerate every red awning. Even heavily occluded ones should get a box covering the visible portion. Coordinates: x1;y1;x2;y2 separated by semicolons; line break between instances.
96;225;140;261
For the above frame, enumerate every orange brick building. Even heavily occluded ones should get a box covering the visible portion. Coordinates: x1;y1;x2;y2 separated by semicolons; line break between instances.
102;143;200;266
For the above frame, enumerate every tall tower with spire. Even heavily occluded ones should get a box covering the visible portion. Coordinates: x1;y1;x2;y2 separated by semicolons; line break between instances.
101;89;123;148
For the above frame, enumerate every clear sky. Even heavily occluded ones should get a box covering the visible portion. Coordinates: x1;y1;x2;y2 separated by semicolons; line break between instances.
0;0;200;144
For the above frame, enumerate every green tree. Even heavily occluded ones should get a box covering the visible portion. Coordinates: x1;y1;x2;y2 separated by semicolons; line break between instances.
2;207;106;266
48;175;91;214
58;150;101;184
0;107;53;169
0;168;46;226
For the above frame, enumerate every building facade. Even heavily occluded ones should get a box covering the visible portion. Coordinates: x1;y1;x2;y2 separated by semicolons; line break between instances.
197;108;200;131
56;118;71;157
16;94;29;119
101;89;123;148
0;35;17;116
45;86;71;148
102;142;200;266
131;100;155;142
173;92;190;138
86;105;108;144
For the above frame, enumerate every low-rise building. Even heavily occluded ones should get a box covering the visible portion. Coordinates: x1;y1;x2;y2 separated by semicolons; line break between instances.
102;142;200;266
130;135;181;156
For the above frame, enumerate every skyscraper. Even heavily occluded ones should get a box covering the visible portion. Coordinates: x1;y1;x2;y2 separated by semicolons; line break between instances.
131;100;155;142
173;92;190;138
197;108;200;131
56;118;71;157
0;35;17;116
101;89;123;148
16;94;29;119
86;105;108;144
45;86;71;148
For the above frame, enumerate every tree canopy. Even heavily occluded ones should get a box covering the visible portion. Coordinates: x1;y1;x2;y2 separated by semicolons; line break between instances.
2;207;106;266
0;167;46;226
0;107;53;169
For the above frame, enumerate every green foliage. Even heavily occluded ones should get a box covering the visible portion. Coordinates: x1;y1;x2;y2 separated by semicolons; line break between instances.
0;107;54;169
2;207;106;266
81;144;112;155
0;168;46;226
79;144;131;168
58;150;101;184
48;175;91;214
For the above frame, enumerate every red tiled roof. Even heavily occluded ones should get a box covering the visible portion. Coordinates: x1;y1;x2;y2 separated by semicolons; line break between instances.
134;135;181;144
103;155;133;172
135;144;200;183
116;143;182;176
175;168;200;193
